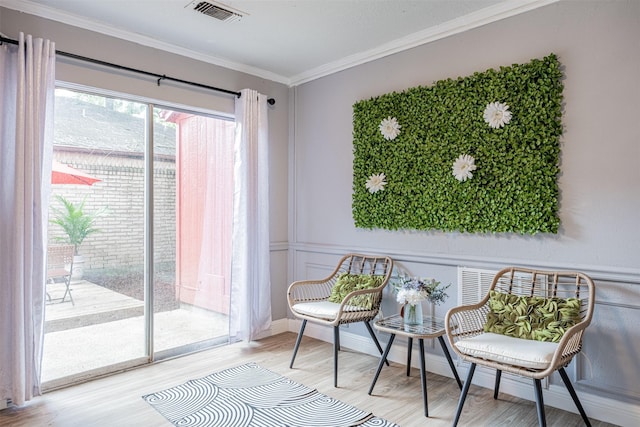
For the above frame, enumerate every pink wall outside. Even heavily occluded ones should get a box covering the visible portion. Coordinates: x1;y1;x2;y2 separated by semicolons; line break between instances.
170;112;235;314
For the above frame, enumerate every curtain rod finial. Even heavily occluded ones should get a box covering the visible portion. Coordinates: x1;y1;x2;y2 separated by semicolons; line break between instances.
236;91;275;105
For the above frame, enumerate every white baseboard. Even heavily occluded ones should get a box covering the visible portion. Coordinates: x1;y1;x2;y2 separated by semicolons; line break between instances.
277;318;639;427
253;318;290;341
0;398;8;410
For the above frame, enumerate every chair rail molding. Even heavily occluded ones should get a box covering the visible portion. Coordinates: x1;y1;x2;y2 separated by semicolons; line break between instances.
289;242;640;285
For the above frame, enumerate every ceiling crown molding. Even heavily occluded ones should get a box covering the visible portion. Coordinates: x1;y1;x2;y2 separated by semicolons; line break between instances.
0;0;290;84
289;0;559;86
1;0;558;87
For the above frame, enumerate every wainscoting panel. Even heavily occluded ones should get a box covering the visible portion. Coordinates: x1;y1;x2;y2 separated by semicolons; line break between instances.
287;245;640;427
576;279;640;400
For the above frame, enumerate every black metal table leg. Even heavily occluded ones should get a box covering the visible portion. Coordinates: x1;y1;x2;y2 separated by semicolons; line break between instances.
406;337;413;376
364;321;389;366
368;334;395;395
418;339;428;417
371;314;457;420
437;335;462;389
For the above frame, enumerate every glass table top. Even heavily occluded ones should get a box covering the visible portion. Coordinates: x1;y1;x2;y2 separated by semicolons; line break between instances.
374;313;447;338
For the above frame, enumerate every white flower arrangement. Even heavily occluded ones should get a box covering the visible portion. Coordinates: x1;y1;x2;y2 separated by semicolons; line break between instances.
365;173;387;193
393;276;450;306
452;154;477;182
483;101;512;129
379;116;401;140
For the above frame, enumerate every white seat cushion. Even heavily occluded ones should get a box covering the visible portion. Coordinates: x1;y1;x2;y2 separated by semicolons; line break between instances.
454;332;559;370
292;301;365;320
293;301;341;320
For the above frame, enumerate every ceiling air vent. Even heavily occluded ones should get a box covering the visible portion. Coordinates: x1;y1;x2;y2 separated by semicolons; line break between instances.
188;1;244;23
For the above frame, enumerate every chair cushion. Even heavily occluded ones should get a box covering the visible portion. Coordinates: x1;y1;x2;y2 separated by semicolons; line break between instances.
292;301;365;320
327;273;384;309
455;332;559;370
484;290;581;343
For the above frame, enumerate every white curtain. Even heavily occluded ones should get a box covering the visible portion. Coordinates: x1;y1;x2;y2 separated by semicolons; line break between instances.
0;33;56;405
229;89;272;342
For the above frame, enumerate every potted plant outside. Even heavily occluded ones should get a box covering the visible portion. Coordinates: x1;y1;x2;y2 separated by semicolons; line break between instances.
50;195;106;279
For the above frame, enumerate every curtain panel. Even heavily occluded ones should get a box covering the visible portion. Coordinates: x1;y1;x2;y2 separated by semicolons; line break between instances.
0;33;56;406
229;89;272;342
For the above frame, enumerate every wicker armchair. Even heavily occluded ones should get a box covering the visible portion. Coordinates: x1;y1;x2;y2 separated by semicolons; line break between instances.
445;267;595;427
288;253;394;387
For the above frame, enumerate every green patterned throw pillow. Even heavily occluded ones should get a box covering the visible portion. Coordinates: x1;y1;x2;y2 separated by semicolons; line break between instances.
328;273;384;309
484;290;581;342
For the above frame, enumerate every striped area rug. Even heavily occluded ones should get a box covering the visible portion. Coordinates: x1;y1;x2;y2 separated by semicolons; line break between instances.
143;362;399;427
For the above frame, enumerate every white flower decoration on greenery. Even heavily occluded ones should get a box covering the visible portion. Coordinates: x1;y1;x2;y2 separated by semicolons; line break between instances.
379;116;401;140
452;154;477;182
365;173;387;193
483;102;512;129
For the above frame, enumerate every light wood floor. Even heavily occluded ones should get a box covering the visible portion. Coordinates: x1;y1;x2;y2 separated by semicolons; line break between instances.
0;332;616;427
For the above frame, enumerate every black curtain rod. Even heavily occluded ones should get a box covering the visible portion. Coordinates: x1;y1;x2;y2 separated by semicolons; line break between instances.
0;35;275;105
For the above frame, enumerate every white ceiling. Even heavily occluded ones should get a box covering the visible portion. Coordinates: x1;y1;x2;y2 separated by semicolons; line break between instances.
1;0;555;85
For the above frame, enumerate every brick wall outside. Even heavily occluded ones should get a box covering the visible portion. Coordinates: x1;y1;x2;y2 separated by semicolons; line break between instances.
48;151;176;275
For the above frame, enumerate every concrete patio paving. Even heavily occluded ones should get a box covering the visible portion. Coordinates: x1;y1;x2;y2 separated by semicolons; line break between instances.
42;280;229;384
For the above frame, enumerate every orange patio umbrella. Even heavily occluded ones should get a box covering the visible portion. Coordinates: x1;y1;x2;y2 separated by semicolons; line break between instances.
51;160;101;185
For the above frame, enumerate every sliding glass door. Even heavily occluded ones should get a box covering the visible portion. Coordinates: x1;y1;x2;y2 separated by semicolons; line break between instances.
152;107;233;357
42;88;232;387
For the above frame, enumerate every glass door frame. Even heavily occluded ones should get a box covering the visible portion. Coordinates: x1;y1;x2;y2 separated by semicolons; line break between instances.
43;82;233;390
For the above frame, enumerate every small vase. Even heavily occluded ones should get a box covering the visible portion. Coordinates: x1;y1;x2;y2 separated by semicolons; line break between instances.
403;302;423;327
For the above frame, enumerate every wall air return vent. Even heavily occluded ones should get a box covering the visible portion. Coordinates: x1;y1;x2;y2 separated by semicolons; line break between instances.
187;1;244;23
457;266;548;306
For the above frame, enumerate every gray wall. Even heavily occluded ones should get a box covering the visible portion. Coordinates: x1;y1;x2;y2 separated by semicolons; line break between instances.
292;0;639;269
289;1;639;424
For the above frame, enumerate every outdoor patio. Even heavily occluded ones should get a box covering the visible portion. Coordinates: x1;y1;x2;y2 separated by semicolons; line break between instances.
43;280;229;383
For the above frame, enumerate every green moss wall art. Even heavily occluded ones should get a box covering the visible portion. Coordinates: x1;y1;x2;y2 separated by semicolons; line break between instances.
352;54;564;234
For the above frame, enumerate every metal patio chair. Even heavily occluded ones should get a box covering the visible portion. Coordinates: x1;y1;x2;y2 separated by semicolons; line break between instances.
46;245;76;305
